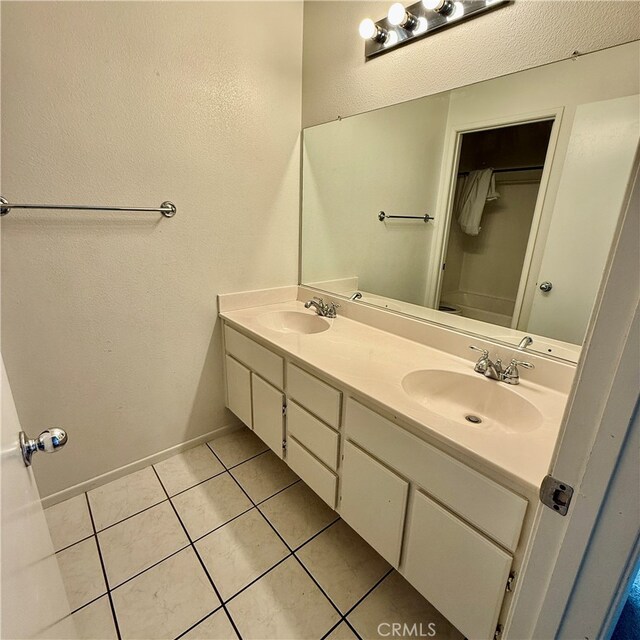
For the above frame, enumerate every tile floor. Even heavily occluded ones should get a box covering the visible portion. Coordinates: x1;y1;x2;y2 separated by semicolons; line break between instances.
45;428;463;640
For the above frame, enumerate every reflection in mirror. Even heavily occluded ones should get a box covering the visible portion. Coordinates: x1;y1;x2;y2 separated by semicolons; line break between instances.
301;42;640;362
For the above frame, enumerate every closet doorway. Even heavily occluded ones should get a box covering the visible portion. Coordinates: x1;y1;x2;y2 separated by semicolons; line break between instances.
436;120;554;328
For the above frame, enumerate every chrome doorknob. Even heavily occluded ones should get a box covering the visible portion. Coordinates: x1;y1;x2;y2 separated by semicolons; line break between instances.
19;428;68;467
539;281;553;292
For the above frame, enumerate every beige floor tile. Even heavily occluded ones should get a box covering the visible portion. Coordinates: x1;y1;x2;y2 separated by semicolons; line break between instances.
227;556;339;639
172;473;253;540
70;595;118;640
196;509;289;601
112;547;220;640
348;571;464;640
181;608;238;639
297;520;390;613
45;494;94;552
230;451;298;503
207;428;268;468
155;444;225;496
56;538;107;611
88;467;166;531
98;501;189;587
260;482;338;548
326;622;360;640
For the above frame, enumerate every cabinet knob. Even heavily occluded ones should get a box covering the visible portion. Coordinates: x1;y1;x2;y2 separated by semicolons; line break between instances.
539;281;553;292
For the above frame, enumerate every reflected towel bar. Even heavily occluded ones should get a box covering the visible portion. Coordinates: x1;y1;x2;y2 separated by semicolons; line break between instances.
378;211;434;223
0;196;177;218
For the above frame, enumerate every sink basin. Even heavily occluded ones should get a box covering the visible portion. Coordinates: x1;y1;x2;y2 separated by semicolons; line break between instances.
401;369;543;433
258;311;330;335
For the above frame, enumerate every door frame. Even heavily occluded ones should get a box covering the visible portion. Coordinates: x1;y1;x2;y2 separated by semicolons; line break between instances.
426;107;564;328
504;148;640;638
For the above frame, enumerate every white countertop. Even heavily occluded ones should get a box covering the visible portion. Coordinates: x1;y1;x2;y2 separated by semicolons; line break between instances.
220;300;569;493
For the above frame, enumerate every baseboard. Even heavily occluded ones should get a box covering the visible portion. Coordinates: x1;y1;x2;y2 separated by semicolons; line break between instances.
40;420;243;509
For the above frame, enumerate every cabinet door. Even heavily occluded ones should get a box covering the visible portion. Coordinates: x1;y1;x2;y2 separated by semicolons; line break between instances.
225;355;252;428
251;373;284;458
402;490;512;640
340;441;408;567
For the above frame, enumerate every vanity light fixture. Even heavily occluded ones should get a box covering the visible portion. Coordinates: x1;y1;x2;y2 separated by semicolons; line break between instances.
360;0;509;59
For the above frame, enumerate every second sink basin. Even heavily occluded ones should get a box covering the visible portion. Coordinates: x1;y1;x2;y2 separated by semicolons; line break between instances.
258;310;330;335
401;369;543;433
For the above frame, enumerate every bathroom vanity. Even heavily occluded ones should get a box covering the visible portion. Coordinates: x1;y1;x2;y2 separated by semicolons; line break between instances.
219;290;574;640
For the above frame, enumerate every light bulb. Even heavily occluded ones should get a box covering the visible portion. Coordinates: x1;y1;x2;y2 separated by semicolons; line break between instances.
388;3;408;26
388;2;419;30
446;1;464;21
359;18;377;39
422;0;445;10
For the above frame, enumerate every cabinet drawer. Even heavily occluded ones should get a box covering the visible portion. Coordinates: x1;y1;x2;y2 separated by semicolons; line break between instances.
224;325;284;389
225;355;252;428
286;437;337;509
340;441;408;567
345;399;526;552
252;374;284;458
287;363;341;428
403;490;512;640
287;401;339;470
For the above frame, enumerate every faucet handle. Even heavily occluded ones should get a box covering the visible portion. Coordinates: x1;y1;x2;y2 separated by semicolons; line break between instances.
509;358;534;369
469;345;490;374
502;358;534;385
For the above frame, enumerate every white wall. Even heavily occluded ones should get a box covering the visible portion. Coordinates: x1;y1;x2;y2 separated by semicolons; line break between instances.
0;1;303;498
302;0;640;127
302;93;449;304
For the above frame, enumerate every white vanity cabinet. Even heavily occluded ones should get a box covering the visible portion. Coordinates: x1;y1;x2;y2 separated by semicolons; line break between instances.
222;322;530;640
224;325;285;457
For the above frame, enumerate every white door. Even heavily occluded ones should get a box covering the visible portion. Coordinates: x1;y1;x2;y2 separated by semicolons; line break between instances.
526;95;640;344
1;357;77;639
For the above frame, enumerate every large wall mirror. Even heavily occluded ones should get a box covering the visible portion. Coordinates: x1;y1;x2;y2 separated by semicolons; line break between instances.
300;41;639;363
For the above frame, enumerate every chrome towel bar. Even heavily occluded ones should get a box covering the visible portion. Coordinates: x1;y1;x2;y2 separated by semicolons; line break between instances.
378;211;434;223
0;196;176;218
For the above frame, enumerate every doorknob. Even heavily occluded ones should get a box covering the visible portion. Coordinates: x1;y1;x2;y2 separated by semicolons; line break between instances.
539;281;553;292
19;429;68;467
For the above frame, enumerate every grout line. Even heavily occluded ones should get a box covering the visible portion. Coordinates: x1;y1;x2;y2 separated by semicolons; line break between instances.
205;440;269;471
221;553;293;606
84;493;122;640
54;533;96;555
320;619;345;640
151;465;245;640
343;567;394;618
191;503;256;544
68;591;111;617
107;543;192;591
293;516;341;553
173;604;225;640
158;467;227;500
344;616;364;640
93;497;167;535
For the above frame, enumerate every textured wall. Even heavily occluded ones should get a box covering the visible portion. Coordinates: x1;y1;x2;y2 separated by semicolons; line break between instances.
301;0;640;127
1;1;303;497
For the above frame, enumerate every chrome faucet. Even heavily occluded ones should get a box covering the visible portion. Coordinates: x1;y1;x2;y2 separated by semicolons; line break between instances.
349;292;363;301
518;336;533;350
469;345;534;385
304;297;339;318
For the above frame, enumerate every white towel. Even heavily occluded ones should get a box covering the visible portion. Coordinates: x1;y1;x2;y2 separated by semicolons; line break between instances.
456;169;500;236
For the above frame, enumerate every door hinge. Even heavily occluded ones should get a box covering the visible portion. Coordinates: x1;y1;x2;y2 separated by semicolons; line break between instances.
494;624;503;640
282;403;287;416
506;571;516;592
282;439;287;451
540;474;574;516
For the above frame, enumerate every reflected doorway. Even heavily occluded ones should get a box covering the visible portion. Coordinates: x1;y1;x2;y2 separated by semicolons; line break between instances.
436;121;554;328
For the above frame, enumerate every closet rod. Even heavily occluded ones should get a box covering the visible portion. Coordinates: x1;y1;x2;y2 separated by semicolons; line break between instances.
457;165;544;176
0;196;176;218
